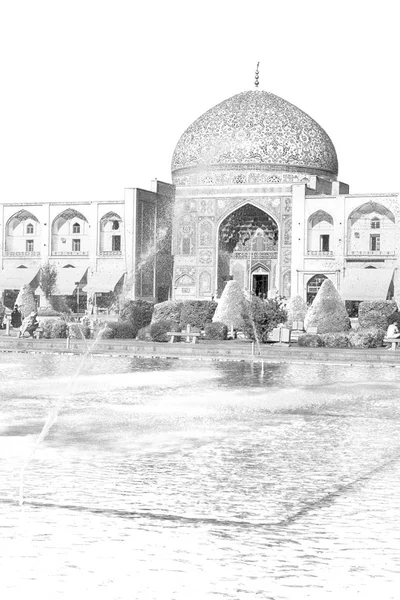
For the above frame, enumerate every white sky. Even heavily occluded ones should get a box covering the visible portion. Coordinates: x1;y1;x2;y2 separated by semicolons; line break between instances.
0;0;398;204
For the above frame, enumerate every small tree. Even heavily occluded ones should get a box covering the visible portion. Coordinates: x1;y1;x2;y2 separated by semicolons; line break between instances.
212;280;246;330
119;300;154;337
39;262;58;306
286;295;307;326
15;284;37;319
304;279;351;334
358;300;398;330
242;296;288;343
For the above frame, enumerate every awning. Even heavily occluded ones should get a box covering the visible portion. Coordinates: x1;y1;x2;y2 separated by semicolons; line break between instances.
0;267;39;291
82;271;125;294
341;269;394;301
55;267;88;295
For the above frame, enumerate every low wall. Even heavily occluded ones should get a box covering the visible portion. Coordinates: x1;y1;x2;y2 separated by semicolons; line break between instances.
1;337;400;366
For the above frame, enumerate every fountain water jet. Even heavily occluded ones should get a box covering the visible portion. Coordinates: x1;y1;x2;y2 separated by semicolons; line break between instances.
18;323;108;506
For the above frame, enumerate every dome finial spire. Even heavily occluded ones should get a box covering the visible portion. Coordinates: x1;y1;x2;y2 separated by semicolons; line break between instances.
255;62;260;88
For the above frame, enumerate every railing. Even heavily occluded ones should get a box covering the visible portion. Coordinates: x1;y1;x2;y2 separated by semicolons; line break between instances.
346;250;396;256
307;251;334;256
99;251;122;256
3;251;41;257
51;251;89;256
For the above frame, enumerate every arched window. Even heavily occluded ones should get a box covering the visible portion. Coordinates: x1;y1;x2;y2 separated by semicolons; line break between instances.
112;220;120;230
99;212;123;253
72;222;80;234
26;223;34;234
307;211;334;253
307;274;328;304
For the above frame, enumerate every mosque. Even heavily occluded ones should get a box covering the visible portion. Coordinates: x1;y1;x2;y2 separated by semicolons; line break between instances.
1;74;399;311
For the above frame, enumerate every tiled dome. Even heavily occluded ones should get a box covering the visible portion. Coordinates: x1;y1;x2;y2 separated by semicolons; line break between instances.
172;90;338;182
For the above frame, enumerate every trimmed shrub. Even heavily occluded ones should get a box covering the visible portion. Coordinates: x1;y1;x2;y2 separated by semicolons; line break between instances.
358;301;398;330
41;318;55;339
15;284;37;319
68;323;91;339
242;296;288;343
213;281;246;330
179;301;217;329
106;321;137;339
286;295;307;327
204;321;228;340
304;279;351;334
99;326;114;339
151;300;183;324
51;320;68;338
387;310;400;326
119;300;154;337
320;333;351;348
349;328;385;349
297;334;325;347
149;320;176;342
137;325;152;341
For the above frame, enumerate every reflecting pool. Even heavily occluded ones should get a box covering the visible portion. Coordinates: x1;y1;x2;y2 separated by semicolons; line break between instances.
1;354;400;599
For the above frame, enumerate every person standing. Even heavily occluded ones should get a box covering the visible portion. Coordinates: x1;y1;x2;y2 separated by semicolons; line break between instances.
11;305;22;328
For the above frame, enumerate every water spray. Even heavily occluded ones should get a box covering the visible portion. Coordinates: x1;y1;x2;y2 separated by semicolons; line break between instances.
18;323;108;507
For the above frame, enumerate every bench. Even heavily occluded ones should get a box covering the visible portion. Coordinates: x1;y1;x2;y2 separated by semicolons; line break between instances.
167;332;201;344
384;337;400;351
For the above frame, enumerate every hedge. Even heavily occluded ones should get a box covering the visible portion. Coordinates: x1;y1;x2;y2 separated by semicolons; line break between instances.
319;332;350;348
149;320;176;342
179;301;217;329
119;300;154;337
349;328;385;348
104;321;137;339
151;301;183;325
358;301;398;330
204;321;228;340
297;334;325;347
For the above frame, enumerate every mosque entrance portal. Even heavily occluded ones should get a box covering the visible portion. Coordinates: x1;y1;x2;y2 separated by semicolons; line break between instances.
218;204;278;297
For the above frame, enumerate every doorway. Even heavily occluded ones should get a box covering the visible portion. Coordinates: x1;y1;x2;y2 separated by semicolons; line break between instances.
252;274;269;297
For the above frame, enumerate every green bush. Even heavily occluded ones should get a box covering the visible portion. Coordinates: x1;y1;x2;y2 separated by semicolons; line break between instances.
51;320;68;338
41;318;55;339
68;323;91;339
149;320;176;342
151;300;183;324
349;328;385;348
204;321;228;340
137;325;152;341
358;301;398;330
387;311;400;326
320;333;350;348
304;279;351;334
106;321;137;339
179;301;217;329
241;296;287;343
297;334;325;347
119;300;154;336
99;326;114;339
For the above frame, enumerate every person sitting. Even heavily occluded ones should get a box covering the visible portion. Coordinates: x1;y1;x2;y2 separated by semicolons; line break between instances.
19;312;39;338
387;321;400;339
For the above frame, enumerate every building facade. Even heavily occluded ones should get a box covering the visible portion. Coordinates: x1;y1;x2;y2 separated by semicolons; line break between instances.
170;90;399;306
1;87;398;309
0;180;174;308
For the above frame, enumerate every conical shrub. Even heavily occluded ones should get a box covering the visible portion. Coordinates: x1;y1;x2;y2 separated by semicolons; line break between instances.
15;284;37;319
304;279;350;333
286;295;307;326
212;280;246;330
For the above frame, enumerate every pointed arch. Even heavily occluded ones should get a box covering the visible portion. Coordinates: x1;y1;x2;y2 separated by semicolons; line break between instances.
199;271;211;295
51;208;89;255
5;210;41;254
307;210;334;253
99;211;124;253
347;201;396;255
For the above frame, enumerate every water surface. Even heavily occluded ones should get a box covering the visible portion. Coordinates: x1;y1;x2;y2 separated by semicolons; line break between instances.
1;354;400;598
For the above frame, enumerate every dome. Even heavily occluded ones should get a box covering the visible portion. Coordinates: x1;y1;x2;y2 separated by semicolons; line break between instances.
171;90;338;182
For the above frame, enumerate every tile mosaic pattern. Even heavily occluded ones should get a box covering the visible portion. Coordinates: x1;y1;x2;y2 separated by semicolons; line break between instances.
172;90;338;178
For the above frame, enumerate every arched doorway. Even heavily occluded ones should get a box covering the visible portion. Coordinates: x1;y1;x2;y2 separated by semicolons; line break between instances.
218;204;278;296
307;274;327;305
